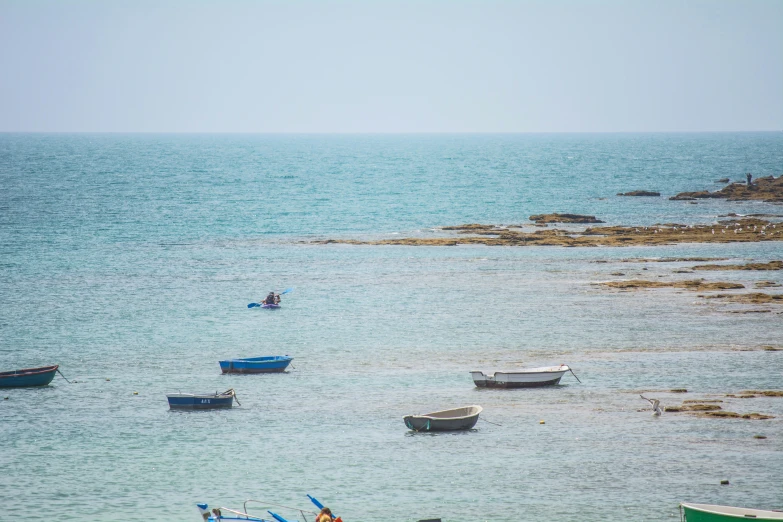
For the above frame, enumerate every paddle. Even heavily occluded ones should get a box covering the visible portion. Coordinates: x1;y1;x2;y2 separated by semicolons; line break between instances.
307;495;337;520
248;288;294;308
268;512;295;522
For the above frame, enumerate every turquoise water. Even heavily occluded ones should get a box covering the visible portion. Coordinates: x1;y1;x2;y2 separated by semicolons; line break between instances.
1;133;782;521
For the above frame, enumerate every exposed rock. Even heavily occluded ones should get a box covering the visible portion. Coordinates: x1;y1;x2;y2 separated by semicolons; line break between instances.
617;190;661;197
529;213;604;224
671;389;688;393
670;175;783;202
717;178;730;183
599;280;744;291
683;399;722;403
697;411;775;420
610;272;626;276
756;281;782;288
665;404;721;412
763;346;781;351
703;292;783;304
692;261;782;271
742;390;783;397
442;224;501;232
754;435;767;439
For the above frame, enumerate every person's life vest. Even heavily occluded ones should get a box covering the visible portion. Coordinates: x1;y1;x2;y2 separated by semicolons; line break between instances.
265;294;275;304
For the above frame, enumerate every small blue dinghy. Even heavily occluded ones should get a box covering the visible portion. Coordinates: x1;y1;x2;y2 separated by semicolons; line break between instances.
0;365;59;388
167;388;238;410
219;355;293;374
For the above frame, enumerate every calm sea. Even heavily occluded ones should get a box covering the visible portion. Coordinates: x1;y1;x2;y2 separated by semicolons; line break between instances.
1;133;782;521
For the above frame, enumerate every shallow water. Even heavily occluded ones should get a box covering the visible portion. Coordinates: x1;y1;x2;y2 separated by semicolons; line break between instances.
1;134;782;521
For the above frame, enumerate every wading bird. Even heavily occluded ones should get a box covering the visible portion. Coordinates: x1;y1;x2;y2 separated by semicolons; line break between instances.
640;394;663;416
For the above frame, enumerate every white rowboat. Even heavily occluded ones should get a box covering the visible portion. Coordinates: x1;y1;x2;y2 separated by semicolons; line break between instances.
403;405;483;431
470;365;573;388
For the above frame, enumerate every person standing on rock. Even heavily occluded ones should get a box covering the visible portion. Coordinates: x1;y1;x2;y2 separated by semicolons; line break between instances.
747;173;753;187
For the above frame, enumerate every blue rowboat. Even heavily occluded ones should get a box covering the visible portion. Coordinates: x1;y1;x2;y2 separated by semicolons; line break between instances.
167;388;238;410
0;365;58;388
219;355;293;374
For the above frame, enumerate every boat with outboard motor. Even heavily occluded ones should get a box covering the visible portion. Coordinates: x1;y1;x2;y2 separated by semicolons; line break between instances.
470;364;580;388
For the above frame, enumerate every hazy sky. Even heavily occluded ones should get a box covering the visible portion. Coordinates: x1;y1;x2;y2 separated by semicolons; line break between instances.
1;0;781;132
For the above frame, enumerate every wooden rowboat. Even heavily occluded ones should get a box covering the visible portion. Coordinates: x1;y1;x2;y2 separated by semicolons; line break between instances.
470;365;574;388
680;503;783;521
403;405;483;431
0;365;59;388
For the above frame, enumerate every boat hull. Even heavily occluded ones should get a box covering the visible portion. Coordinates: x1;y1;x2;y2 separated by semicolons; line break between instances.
681;503;783;521
404;406;483;431
261;303;280;309
219;356;292;374
470;367;569;388
0;365;58;388
167;394;234;410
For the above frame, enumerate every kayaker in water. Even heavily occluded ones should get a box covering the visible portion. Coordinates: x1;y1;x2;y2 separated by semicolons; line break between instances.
264;292;280;305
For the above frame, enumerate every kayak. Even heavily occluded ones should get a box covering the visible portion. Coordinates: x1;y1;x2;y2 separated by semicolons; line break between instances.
262;303;281;309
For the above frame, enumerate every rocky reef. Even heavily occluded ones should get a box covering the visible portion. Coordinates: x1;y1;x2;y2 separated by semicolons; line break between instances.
665;403;722;412
528;213;604;224
701;293;783;304
692;261;782;271
670;175;783;202
737;390;783;397
617;190;660;196
663;390;781;419
599;280;744;291
698;411;775;420
317;218;783;247
615;257;729;263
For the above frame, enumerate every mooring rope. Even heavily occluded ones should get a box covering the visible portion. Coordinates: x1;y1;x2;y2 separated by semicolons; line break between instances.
480;417;503;426
56;369;72;383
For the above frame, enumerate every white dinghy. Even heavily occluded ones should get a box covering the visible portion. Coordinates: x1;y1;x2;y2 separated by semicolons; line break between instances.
403;405;483;431
470;364;579;388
